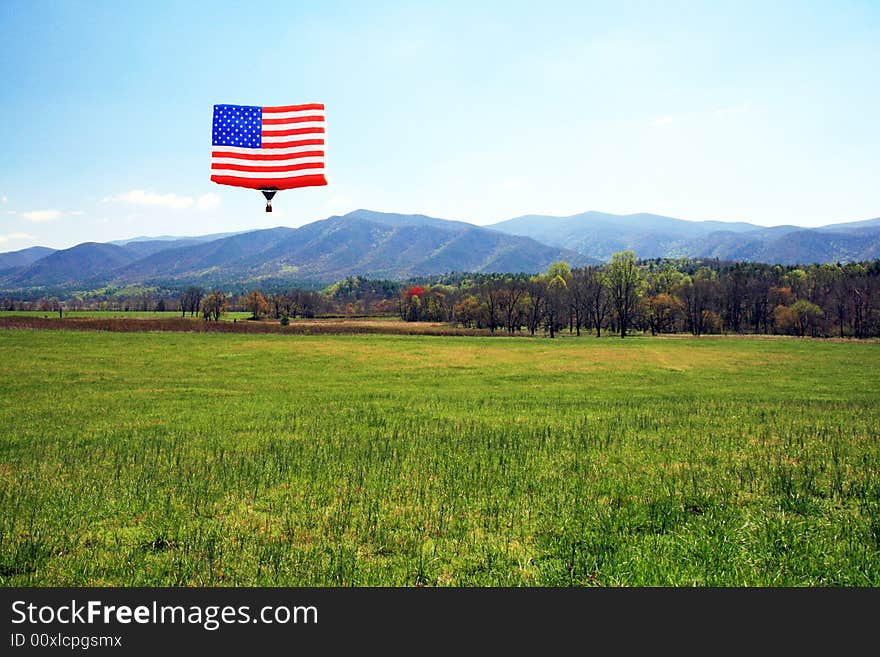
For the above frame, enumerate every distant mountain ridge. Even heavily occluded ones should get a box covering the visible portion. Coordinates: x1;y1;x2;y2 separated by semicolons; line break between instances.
0;246;57;271
488;211;880;264
0;210;589;292
1;209;878;293
108;230;248;245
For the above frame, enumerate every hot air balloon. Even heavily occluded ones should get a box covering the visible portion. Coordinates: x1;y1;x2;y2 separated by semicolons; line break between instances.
210;103;327;211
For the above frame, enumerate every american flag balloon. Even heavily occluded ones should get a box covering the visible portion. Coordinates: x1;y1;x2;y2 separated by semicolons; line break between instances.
210;102;327;210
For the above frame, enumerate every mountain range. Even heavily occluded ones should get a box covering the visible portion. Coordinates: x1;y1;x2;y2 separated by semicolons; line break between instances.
0;210;588;292
1;209;878;293
489;212;880;263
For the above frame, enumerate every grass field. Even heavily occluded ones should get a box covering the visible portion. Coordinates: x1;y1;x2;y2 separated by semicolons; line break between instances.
0;329;878;586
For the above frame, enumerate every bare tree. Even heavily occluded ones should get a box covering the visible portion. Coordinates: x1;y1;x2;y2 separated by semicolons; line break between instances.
497;277;527;333
524;278;547;336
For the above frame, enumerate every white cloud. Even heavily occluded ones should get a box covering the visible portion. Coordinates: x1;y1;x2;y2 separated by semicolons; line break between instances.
651;116;674;127
105;189;221;211
70;210;86;216
0;232;34;244
196;192;221;210
1;195;7;204
105;189;194;209
22;210;62;222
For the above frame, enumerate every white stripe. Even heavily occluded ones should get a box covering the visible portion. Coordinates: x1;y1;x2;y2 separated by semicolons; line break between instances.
211;156;325;166
261;120;326;132
212;144;324;155
261;132;324;143
261;121;325;131
210;168;325;179
262;126;324;144
262;109;325;120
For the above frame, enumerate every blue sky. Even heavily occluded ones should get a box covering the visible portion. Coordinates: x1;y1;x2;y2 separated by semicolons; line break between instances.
1;0;878;250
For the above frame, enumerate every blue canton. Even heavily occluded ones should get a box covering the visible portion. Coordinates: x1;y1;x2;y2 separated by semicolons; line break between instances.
212;104;262;148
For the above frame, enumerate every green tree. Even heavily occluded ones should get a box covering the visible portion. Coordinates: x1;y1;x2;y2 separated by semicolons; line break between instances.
790;299;823;337
546;261;571;279
606;251;643;338
785;269;808;299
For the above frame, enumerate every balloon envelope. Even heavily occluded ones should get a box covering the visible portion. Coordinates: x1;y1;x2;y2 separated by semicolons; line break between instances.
210;103;327;191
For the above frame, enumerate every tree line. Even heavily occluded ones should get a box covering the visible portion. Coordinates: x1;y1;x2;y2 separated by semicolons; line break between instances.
4;255;879;337
180;288;328;321
398;253;880;338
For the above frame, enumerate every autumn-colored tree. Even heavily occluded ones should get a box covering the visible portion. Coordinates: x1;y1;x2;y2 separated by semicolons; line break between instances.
772;304;797;334
399;285;428;321
643;292;684;335
373;298;398;316
201;290;226;321
769;286;794;307
701;309;723;334
245;290;269;319
453;296;483;328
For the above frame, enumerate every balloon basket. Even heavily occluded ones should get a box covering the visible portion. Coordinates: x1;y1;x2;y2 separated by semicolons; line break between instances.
261;189;277;213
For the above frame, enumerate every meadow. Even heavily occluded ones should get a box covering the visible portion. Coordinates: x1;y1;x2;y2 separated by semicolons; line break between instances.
0;328;878;586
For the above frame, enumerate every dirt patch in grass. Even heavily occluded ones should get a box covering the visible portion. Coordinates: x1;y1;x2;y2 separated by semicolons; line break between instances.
0;316;497;337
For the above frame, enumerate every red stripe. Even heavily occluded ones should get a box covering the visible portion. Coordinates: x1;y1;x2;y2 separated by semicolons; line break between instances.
211;174;328;190
261;127;325;137
215;139;324;151
212;162;323;173
263;103;324;113
261;115;324;125
212;150;324;161
262;139;325;149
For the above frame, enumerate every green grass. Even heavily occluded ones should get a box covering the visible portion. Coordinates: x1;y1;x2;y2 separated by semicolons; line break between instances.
0;310;252;321
0;329;878;586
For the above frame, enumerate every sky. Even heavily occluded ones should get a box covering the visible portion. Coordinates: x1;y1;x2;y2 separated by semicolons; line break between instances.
1;0;878;251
